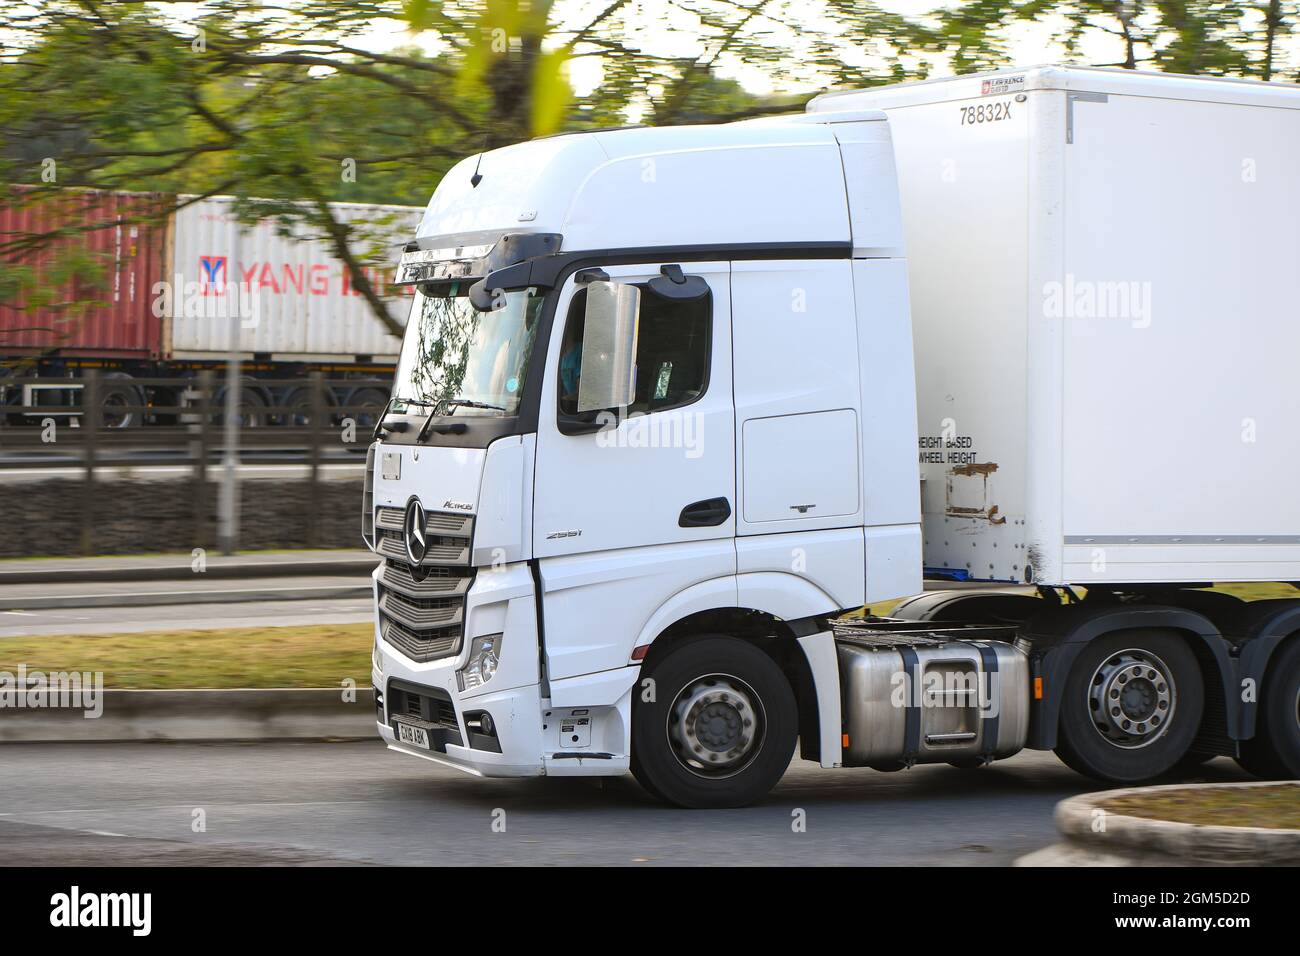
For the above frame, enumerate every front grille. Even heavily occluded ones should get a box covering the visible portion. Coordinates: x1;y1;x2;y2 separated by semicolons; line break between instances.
374;507;473;538
382;616;462;663
375;528;470;566
377;561;470;661
373;505;474;663
381;561;469;597
380;589;462;629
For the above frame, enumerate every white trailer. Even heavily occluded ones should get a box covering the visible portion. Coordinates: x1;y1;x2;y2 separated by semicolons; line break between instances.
809;66;1300;587
363;66;1300;807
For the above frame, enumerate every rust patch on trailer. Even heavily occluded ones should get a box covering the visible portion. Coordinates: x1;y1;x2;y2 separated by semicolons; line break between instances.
945;462;1003;524
950;462;999;478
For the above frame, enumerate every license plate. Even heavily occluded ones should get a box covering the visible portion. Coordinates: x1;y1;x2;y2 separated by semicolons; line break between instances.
395;721;430;749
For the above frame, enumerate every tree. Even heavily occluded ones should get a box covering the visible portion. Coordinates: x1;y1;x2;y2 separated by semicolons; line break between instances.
934;1;1295;77
0;0;932;337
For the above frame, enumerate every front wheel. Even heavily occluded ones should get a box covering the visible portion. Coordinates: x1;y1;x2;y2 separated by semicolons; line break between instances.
631;635;797;808
1054;630;1203;783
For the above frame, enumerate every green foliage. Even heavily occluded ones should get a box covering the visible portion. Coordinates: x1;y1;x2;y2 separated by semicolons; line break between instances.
0;0;1294;331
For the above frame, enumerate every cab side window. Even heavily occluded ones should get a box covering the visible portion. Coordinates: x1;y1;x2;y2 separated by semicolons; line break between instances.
557;284;712;417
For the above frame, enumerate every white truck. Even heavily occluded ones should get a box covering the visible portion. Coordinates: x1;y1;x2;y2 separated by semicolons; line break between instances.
363;66;1300;807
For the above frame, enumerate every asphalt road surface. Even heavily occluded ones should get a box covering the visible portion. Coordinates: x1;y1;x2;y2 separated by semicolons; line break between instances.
0;742;1252;866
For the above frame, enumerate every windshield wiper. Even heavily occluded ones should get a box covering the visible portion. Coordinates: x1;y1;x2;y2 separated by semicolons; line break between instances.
413;397;502;443
374;397;438;439
446;397;507;411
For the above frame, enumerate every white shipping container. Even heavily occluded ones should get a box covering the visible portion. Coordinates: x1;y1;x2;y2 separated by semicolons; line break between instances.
167;196;423;360
810;66;1300;586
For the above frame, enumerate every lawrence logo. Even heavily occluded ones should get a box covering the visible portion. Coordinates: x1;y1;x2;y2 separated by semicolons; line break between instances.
50;886;151;936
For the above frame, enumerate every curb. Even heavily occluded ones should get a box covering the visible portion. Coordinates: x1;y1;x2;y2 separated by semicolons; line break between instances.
0;556;378;586
0;688;378;743
1017;781;1300;866
0;583;372;611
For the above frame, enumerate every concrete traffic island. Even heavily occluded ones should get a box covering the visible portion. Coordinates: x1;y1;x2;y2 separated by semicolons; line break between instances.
1018;780;1300;866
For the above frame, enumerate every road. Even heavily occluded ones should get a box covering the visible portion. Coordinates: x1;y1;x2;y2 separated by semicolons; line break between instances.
0;742;1252;866
0;597;373;637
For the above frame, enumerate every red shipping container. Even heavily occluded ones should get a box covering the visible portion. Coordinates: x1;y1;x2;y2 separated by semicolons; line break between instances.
0;187;170;358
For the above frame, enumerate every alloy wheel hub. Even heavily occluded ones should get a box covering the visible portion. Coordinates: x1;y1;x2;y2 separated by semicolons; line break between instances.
1089;649;1176;749
668;675;763;778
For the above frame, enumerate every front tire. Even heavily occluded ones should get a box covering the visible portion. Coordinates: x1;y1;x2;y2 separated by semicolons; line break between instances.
631;635;797;808
1054;630;1203;783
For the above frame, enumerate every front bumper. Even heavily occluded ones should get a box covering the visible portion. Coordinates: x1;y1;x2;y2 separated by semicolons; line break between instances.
372;558;639;778
372;559;546;777
377;681;547;778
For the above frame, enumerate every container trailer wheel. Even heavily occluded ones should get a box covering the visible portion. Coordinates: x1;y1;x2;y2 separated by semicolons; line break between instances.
98;372;145;428
631;634;797;808
1054;630;1203;783
211;382;268;428
1235;638;1300;780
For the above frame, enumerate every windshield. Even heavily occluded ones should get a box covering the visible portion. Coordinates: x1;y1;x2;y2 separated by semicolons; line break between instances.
391;286;545;417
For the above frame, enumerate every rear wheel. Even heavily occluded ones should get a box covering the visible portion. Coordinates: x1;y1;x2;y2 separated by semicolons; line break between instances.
631;635;797;808
1236;638;1300;779
97;372;144;428
1054;630;1203;783
212;382;268;428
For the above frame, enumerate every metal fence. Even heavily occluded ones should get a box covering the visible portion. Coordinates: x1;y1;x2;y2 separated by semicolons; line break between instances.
0;369;383;555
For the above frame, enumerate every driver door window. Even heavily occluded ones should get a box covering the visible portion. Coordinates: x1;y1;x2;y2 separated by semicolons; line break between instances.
557;285;712;418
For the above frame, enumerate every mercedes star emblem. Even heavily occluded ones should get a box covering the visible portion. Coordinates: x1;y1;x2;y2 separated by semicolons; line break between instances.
404;497;428;566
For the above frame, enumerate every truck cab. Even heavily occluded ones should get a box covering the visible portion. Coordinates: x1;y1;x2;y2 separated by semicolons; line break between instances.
365;111;923;804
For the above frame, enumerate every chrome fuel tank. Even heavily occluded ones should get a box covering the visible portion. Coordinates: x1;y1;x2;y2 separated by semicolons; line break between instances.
836;638;1029;768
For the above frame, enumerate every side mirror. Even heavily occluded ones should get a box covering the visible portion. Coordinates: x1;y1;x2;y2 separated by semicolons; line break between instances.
467;278;500;312
576;280;641;413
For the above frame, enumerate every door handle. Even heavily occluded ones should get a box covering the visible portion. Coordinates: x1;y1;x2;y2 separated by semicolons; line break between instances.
679;497;731;528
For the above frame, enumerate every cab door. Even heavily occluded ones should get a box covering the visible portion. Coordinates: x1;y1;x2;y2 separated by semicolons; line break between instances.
532;261;736;679
532;261;734;559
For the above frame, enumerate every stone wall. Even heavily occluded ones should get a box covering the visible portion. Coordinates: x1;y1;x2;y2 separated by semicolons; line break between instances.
0;474;364;557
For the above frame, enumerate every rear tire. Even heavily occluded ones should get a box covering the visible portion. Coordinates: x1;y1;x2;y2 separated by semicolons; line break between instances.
98;372;144;428
1054;630;1203;783
1236;638;1300;779
631;635;797;808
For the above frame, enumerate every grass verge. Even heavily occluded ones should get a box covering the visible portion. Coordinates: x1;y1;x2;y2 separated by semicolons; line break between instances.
0;624;373;689
1103;784;1300;830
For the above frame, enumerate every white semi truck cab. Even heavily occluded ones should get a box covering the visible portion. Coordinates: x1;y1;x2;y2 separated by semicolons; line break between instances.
364;66;1300;807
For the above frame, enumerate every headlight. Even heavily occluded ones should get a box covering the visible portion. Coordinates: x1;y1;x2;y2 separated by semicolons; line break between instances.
460;633;503;690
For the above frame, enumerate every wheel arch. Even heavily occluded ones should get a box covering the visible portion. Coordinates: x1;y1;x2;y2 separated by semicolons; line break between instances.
1027;604;1238;751
631;575;842;767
